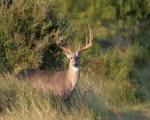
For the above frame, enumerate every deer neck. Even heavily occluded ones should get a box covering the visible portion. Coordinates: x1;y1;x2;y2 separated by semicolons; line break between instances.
66;62;80;91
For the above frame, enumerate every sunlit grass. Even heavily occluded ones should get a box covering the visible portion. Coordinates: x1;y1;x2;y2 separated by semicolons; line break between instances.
0;73;107;120
0;72;150;120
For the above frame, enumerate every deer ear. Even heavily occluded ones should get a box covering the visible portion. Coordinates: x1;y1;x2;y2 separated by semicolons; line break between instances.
64;51;71;59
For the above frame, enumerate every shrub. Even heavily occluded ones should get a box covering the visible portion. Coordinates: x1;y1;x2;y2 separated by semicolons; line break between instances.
0;0;68;72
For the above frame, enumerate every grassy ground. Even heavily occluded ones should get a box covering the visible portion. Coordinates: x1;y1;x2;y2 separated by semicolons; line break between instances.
0;71;150;120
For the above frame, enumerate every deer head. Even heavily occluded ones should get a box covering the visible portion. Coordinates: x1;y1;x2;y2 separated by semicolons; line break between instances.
56;24;93;68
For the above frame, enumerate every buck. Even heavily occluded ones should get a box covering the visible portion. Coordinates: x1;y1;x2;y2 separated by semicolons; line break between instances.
17;25;93;99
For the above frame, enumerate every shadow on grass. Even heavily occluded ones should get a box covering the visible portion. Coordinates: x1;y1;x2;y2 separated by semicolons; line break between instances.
118;111;150;120
49;86;150;120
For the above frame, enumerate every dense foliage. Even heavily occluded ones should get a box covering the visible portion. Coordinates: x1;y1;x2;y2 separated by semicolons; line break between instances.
0;0;70;72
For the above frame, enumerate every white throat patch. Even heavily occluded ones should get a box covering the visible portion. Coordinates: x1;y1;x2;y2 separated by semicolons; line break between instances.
70;66;80;89
72;66;79;72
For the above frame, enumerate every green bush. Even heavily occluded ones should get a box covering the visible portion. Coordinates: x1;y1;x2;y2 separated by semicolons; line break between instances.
0;0;68;72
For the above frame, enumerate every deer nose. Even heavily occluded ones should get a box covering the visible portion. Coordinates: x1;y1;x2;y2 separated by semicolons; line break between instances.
74;64;78;67
74;61;79;67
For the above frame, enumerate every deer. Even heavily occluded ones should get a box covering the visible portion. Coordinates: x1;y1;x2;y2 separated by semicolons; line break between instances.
16;25;93;100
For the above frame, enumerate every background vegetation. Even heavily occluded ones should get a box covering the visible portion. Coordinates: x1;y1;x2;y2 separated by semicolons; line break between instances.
0;0;150;119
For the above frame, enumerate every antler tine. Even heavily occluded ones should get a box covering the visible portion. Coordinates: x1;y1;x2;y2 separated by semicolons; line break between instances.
56;28;72;54
56;28;63;44
79;24;93;52
86;35;88;45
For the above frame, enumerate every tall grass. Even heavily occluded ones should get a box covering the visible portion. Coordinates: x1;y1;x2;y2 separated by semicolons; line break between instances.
1;70;149;120
0;73;110;120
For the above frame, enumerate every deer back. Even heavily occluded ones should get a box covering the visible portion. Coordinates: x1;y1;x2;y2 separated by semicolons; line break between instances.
17;68;70;97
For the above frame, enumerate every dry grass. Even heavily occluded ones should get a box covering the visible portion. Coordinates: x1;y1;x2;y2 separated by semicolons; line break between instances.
0;73;150;120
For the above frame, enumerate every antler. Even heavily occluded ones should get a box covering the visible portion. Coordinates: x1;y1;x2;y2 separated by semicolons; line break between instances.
56;29;73;54
78;24;93;52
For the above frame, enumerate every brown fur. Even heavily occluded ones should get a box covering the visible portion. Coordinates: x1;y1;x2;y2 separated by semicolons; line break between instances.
17;68;74;98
